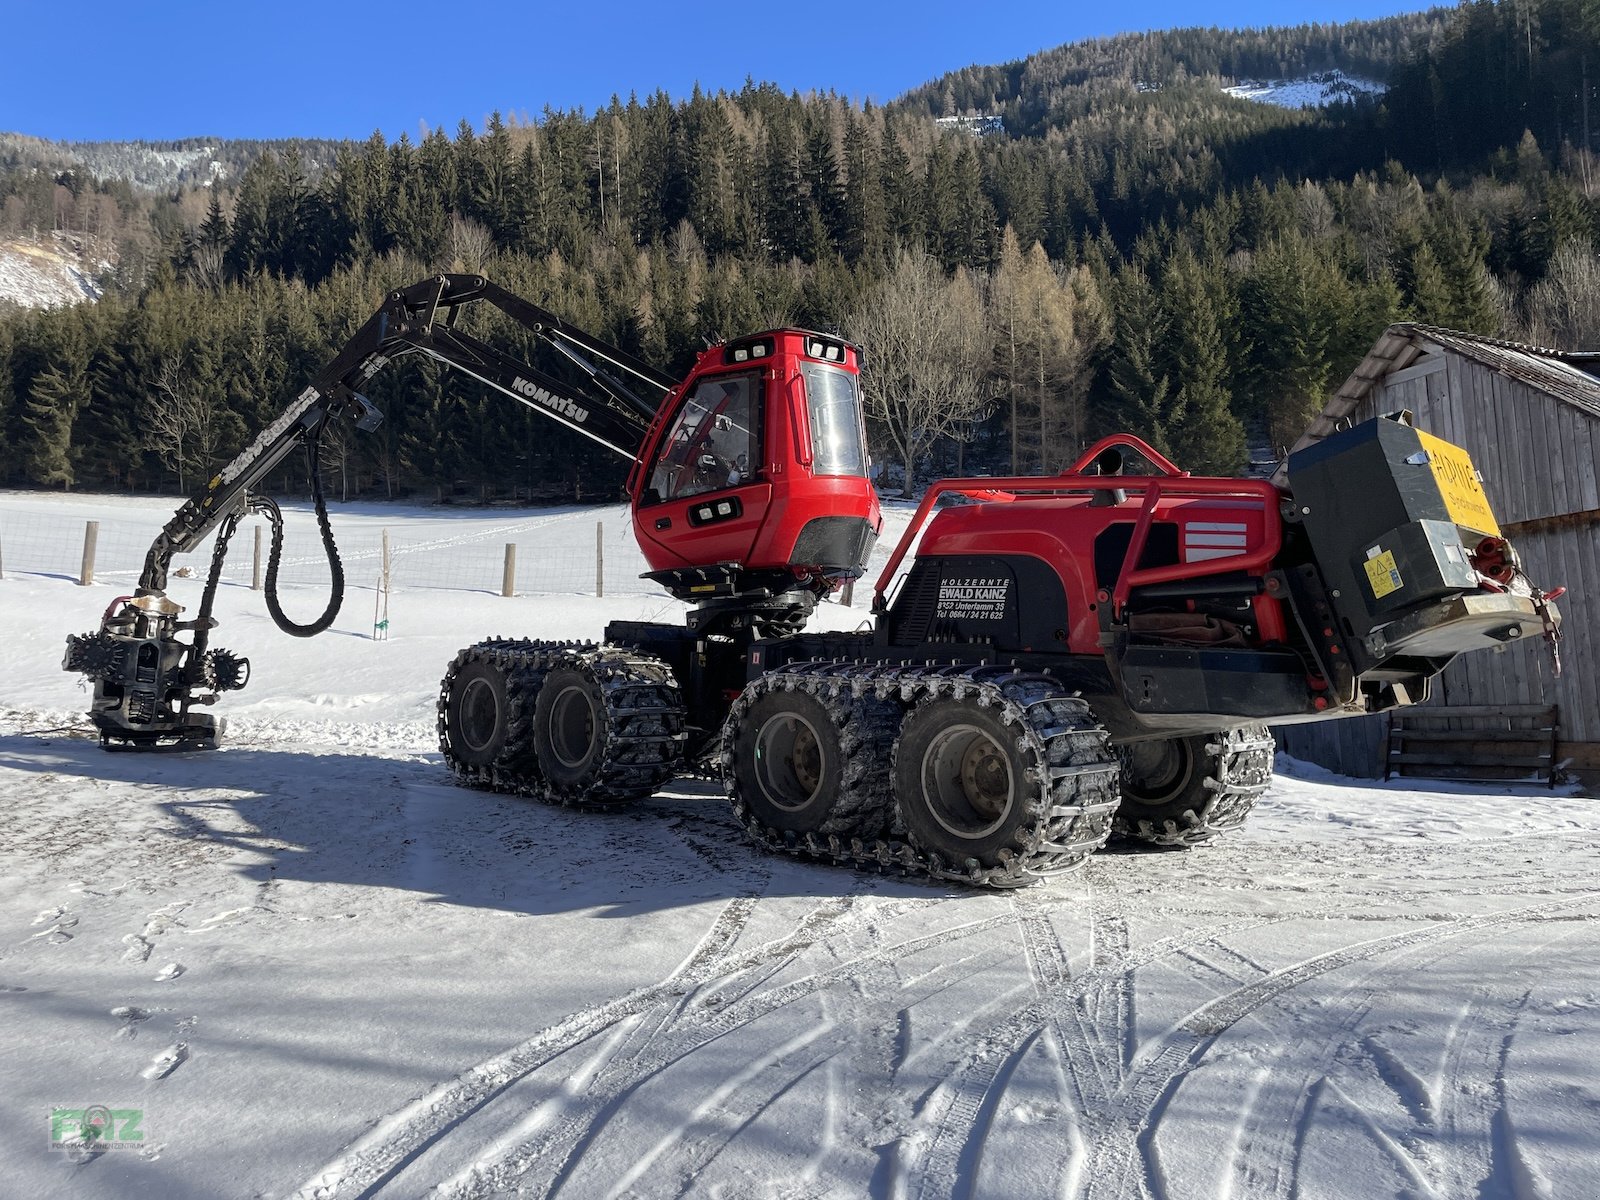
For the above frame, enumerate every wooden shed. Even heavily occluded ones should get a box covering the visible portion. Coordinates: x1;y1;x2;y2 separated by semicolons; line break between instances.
1273;324;1600;786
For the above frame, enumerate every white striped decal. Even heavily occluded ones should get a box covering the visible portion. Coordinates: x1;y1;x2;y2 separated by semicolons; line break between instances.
1184;521;1249;562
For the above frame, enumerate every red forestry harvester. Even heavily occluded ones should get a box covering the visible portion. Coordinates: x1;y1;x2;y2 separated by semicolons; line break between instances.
64;275;1563;887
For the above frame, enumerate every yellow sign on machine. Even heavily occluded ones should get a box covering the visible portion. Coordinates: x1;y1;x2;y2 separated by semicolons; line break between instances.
1364;549;1403;599
1416;429;1500;536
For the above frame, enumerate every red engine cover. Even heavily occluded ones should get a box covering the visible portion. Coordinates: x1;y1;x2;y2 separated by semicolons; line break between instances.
888;463;1288;655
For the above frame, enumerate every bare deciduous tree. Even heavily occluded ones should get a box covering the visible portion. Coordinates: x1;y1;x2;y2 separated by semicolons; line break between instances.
146;355;202;492
1524;240;1600;348
846;247;991;494
444;214;495;273
145;353;235;492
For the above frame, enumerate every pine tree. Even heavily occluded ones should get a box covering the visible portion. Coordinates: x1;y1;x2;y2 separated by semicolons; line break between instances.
226;153;281;278
1161;251;1246;473
879;121;923;248
0;323;15;481
840;115;887;265
1105;267;1177;456
21;355;85;487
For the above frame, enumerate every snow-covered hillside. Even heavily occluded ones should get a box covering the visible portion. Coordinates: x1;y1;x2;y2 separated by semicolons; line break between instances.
1223;69;1386;108
2;493;1596;1200
0;234;104;310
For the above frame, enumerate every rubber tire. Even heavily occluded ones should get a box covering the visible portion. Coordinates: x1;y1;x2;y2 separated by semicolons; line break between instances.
730;690;849;835
1116;734;1208;824
1113;725;1268;845
532;667;608;796
893;698;1038;869
443;659;514;769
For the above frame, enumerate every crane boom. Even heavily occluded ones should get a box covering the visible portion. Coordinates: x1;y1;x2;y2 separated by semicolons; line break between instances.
139;274;671;592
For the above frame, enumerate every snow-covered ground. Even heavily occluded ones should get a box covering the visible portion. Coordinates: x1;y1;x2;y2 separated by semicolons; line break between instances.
2;492;1597;1200
1222;70;1385;109
0;235;104;310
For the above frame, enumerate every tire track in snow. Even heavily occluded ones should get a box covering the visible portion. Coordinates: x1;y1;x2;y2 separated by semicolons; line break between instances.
298;894;986;1199
1230;914;1591;1200
906;903;1304;1200
291;890;766;1199
461;899;1004;1199
1083;891;1599;1200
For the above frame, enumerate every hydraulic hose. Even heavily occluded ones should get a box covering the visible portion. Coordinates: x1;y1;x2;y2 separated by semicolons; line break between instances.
261;431;345;638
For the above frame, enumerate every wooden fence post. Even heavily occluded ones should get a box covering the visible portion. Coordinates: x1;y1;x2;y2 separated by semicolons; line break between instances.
79;521;98;586
596;521;604;598
502;543;517;597
251;525;263;590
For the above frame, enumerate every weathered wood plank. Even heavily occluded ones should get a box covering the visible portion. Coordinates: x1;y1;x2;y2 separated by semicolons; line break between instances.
1390;751;1552;768
1570;406;1600;511
1392;728;1554;743
1557;523;1600;742
1529;386;1567;522
1394;763;1549;783
1559;404;1597;512
1392;703;1554;721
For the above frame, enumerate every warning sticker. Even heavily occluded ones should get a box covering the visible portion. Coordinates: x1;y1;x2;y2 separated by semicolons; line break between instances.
1364;549;1404;599
936;576;1010;621
1416;429;1500;535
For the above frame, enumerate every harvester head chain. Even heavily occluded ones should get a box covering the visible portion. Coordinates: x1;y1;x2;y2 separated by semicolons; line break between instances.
438;639;687;808
63;631;127;680
724;661;1121;890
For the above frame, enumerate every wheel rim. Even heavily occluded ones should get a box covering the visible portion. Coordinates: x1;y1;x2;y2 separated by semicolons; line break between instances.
1120;738;1195;805
458;677;500;754
919;724;1014;840
753;711;825;812
547;684;598;769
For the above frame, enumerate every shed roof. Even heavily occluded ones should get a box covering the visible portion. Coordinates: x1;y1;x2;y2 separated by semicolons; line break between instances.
1279;324;1600;480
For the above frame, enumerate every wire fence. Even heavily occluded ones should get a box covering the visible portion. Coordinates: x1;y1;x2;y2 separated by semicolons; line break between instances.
0;504;660;597
0;502;899;607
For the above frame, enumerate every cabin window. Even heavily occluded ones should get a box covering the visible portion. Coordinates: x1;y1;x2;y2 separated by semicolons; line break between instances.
649;373;760;502
801;362;868;477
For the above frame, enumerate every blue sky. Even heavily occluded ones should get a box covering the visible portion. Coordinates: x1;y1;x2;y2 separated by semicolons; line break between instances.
5;0;1435;142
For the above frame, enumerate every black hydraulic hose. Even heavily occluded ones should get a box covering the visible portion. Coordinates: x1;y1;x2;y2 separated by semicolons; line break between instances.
190;508;244;663
262;432;345;638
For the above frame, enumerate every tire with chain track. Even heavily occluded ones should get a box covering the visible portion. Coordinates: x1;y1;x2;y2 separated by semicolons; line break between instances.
530;649;685;805
440;640;685;804
1113;724;1275;846
534;667;609;795
893;687;1118;886
724;664;1120;888
439;644;543;785
726;685;897;839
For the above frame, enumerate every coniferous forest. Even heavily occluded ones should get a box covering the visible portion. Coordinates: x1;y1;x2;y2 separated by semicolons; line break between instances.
2;2;1599;500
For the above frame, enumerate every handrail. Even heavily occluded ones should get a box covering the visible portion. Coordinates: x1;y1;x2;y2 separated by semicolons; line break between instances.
1066;433;1187;477
872;472;1285;614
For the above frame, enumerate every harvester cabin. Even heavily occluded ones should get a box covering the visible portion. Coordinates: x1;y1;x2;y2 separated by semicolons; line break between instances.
1274;325;1600;789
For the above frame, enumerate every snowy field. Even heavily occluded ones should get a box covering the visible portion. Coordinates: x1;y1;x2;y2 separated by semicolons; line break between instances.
2;491;1598;1200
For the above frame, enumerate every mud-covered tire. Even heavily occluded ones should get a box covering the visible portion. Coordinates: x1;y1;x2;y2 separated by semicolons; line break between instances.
1113;724;1275;846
